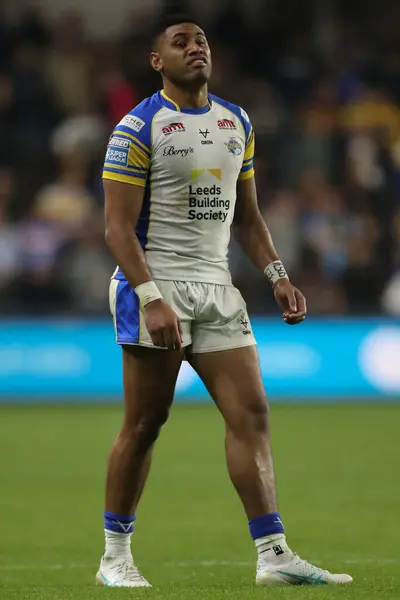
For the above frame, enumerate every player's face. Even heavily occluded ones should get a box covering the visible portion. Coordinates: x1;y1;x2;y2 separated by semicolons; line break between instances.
151;23;212;88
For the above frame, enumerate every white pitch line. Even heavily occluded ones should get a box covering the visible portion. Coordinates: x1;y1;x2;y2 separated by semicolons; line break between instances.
0;558;399;571
344;559;399;565
166;561;253;567
0;564;91;571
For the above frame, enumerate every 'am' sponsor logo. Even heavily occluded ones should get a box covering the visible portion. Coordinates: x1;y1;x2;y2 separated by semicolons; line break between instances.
217;119;236;129
162;122;185;135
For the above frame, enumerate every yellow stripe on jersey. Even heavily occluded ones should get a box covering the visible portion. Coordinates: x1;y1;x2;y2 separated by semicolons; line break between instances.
238;168;255;181
127;144;150;170
102;170;147;187
113;129;151;155
161;89;180;111
240;127;255;180
243;128;255;163
103;164;146;176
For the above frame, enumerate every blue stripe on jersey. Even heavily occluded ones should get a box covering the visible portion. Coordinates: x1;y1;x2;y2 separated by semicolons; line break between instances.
112;131;151;158
115;279;140;344
103;166;147;179
209;94;252;143
241;162;254;173
125;164;147;172
111;92;164;158
111;131;151;157
159;90;212;115
136;177;152;249
179;103;211;115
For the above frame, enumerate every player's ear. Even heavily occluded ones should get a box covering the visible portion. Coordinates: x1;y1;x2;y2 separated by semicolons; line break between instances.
150;52;162;73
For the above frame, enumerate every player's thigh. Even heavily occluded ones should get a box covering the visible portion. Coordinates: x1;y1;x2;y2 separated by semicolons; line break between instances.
189;345;268;435
122;345;183;426
109;278;192;349
191;284;256;354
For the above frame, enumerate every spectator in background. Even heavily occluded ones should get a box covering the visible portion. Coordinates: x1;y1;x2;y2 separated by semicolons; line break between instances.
12;42;57;155
13;8;50;49
298;170;352;281
342;86;400;186
295;246;349;315
274;32;319;106
15;153;98;314
57;223;115;315
0;3;399;318
381;210;400;315
0;11;11;71
45;15;94;115
0;167;21;312
262;190;302;276
0;74;14;165
281;81;339;187
340;210;383;314
97;60;139;127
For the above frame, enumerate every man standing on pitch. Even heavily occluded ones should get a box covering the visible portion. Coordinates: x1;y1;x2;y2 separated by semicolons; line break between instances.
98;13;352;588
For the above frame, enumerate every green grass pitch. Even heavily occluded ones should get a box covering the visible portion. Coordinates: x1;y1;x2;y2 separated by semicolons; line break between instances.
0;402;399;599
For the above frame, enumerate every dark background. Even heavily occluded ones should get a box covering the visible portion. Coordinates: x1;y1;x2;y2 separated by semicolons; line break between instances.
1;0;400;317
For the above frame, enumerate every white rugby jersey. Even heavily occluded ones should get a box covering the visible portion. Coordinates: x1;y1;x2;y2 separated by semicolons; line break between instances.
103;89;255;284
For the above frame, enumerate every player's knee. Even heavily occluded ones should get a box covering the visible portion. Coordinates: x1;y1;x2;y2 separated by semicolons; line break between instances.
238;395;270;437
133;407;170;447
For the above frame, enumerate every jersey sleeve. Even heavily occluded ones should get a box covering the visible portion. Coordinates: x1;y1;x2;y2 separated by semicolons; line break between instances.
238;108;255;181
102;112;151;187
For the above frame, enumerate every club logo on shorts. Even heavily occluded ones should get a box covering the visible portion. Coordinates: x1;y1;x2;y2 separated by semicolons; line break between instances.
162;122;185;135
225;137;243;156
239;311;251;335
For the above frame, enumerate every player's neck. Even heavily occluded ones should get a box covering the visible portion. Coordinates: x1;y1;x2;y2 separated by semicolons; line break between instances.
162;81;208;110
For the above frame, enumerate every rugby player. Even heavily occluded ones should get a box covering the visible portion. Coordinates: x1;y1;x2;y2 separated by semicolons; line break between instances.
97;14;353;587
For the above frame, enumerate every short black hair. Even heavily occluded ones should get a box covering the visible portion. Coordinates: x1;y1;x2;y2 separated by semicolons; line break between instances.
151;13;203;49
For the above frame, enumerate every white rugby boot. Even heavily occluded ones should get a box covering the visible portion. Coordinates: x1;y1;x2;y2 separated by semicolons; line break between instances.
256;539;353;586
96;555;151;587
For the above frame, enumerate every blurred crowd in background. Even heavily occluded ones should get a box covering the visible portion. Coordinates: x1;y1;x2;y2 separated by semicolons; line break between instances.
1;0;400;316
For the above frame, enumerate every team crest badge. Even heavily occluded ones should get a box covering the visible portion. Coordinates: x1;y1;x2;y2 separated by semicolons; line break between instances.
225;137;243;156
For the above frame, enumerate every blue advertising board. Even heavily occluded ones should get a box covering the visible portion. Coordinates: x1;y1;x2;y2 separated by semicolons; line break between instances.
0;318;399;402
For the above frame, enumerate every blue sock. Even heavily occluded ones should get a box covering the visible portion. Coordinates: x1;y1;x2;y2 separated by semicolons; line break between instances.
248;513;285;540
104;511;136;534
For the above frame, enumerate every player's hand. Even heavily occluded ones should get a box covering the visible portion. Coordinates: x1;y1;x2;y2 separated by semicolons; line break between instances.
273;279;307;325
143;299;183;350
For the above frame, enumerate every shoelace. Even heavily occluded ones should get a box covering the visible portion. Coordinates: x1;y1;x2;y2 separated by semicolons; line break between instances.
114;560;147;582
292;554;330;577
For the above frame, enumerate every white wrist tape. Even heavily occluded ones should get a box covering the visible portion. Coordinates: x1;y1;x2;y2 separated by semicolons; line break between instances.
264;260;289;287
134;281;163;308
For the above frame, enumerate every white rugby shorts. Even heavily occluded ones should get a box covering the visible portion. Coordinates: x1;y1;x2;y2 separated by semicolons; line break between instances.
109;279;256;353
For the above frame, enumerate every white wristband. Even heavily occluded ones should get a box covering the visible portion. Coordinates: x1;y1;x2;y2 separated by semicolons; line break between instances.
264;260;289;287
134;281;163;308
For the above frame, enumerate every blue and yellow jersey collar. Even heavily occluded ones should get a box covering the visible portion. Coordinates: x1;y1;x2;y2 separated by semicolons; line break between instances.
160;89;212;115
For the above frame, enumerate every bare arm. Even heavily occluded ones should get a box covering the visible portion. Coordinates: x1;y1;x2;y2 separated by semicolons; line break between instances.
104;178;152;288
233;176;307;325
104;178;182;348
233;176;279;270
